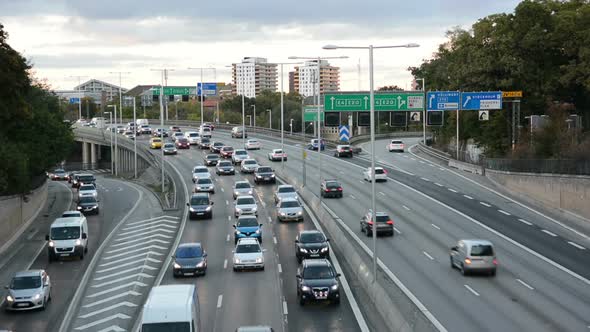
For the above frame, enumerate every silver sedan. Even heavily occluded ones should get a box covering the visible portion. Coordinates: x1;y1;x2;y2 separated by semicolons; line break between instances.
276;197;303;222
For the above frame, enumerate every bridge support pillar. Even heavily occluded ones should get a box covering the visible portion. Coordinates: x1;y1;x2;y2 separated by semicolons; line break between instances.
90;143;97;167
82;141;89;166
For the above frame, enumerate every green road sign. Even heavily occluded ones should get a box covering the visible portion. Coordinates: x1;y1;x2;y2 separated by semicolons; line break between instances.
152;87;195;95
303;106;324;121
324;93;424;111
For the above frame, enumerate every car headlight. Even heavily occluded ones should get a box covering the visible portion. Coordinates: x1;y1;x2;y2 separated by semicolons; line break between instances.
255;175;262;178
234;257;240;264
196;261;205;268
301;286;311;292
189;207;196;212
279;212;286;216
331;284;339;291
297;211;303;215
321;247;329;253
173;263;181;269
255;229;260;234
33;293;42;301
252;207;257;212
299;248;308;253
92;192;97;197
75;239;81;246
234;191;239;196
235;230;241;234
235;208;242;213
205;206;212;212
197;187;203;190
6;295;14;302
48;241;54;247
255;257;263;263
247;190;253;195
77;206;82;210
270;174;275;177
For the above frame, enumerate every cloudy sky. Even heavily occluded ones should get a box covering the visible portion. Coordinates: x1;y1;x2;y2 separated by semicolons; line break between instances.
1;0;520;92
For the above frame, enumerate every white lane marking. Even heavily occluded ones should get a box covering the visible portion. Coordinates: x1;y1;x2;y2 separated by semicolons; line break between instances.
26;229;38;240
431;224;440;230
394;227;402;234
94;265;157;281
83;291;141;308
74;314;131;330
516;279;535;290
278;264;282;273
359;180;364;184
541;229;558;237
448;188;458;193
86;281;147;298
439;167;445;171
226;234;230;242
261;201;267;207
434;182;444;187
217;295;223;308
78;301;137;318
419;161;425;164
464;285;480;296
379;192;385;196
479;202;491;207
339;171;344;174
92;273;154;288
421;177;430;181
423;251;434;260
403;205;410;211
221;187;225;192
267;216;272;223
125;215;180;226
273;237;278;245
568;241;586;250
228;216;231;221
225;200;229;205
518;218;533;226
96;324;125;332
498;210;511;216
350;194;356;200
224;259;228;269
282;300;288;315
429;164;436;167
463;195;473;200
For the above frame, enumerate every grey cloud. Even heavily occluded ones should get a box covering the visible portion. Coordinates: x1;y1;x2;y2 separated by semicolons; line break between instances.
27;53;165;69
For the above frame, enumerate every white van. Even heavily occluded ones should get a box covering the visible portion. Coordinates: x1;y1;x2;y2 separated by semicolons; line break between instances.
136;118;149;126
199;126;212;138
45;213;89;262
90;117;106;129
141;285;200;332
185;131;201;145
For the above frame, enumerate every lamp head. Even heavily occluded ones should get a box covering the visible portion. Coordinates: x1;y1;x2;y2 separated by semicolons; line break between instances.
406;43;420;48
322;45;339;50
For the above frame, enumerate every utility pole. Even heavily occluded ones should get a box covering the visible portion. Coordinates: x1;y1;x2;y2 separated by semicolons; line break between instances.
151;68;173;193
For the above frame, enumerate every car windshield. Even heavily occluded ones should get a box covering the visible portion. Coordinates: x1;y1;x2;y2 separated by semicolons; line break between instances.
244;160;256;165
222;147;234;151
235;182;251;189
194;168;208;173
214;142;223;146
189;133;198;137
303;265;334;279
391;140;403;144
80;185;94;191
375;215;390;222
274;150;283;154
197;178;212;185
79;196;97;203
248;140;258;144
54;169;65;174
237;218;258;227
280;201;300;208
62;212;81;218
164;143;174;148
190;197;209;205
278;187;295;193
79;175;94;182
178;138;188;143
201;138;210;143
141;322;190;332
236;151;247;155
326;182;340;189
470;245;494;256
237;197;255;205
375;169;385;174
175;133;183;136
10;276;41;290
152;138;162;143
257;167;272;173
219;162;232;167
51;226;80;240
175;246;202;258
206;155;218;160
300;232;325;243
236;243;261;253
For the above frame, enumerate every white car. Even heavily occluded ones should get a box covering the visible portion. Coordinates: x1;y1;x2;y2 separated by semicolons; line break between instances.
240;159;259;173
268;149;287;161
192;166;212;183
199;126;212;138
363;167;387;182
387;140;405;152
185;131;200;145
233;238;264;271
232;149;250;165
244;139;261;150
4;270;51;311
234;195;258;218
78;184;97;199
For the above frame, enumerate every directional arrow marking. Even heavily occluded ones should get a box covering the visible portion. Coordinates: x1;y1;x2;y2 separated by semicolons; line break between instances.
114;228;175;242
110;233;173;248
429;94;435;108
106;239;171;254
99;256;162;271
122;219;178;231
100;251;163;266
363;96;368;109
78;301;137;319
96;325;126;332
83;291;142;308
125;215;180;226
74;314;131;330
87;281;147;298
92;273;154;288
463;96;471;108
103;245;168;260
94;264;158;281
330;96;335;110
118;224;176;237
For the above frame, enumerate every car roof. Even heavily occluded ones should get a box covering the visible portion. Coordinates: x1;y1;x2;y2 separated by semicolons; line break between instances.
190;193;209;199
280;197;299;203
62;210;82;216
193;166;208;170
177;242;202;249
236;327;273;332
237;238;259;245
234;180;250;185
235;149;246;152
299;230;322;236
461;239;494;247
337;145;350;147
256;166;272;171
77;173;93;177
302;258;331;267
236;195;255;201
277;184;293;189
14;270;44;278
237;215;257;222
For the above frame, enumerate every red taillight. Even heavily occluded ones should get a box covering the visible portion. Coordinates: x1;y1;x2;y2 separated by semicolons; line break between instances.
325;189;330;192
337;187;343;191
383;169;388;174
368;221;374;225
386;220;393;225
493;259;498;265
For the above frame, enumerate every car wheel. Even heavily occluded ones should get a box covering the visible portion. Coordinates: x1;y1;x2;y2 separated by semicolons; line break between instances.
48;254;54;263
360;224;364;233
339;193;343;198
233;267;238;272
85;245;88;253
41;298;47;311
48;291;52;302
299;297;305;306
367;229;373;237
80;251;84;260
490;269;496;277
461;263;467;276
297;256;302;264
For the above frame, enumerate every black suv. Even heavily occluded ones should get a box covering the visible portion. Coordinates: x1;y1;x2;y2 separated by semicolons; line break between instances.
295;230;330;263
77;196;99;215
296;259;340;305
210;142;225;153
360;211;394;237
204;154;220;166
187;193;214;219
320;179;343;198
254;166;276;184
72;174;96;189
334;145;353;158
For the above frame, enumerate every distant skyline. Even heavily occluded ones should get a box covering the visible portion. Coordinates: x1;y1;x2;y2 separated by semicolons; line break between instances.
1;0;521;92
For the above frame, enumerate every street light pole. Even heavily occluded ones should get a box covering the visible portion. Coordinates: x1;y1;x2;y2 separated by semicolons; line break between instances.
107;105;118;176
110;71;130;124
267;109;272;130
133;97;137;179
251;105;256;128
323;42;419;283
151;68;171;194
242;93;246;146
104;112;113;174
188;67;216;125
290;119;294;136
416;78;426;144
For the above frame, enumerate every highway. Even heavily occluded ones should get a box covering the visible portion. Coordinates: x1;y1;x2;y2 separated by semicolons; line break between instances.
202;128;590;332
0;177;149;332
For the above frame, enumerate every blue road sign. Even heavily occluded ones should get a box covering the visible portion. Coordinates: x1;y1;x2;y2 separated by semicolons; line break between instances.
461;92;502;110
69;97;80;104
427;91;460;111
197;83;217;96
339;125;350;142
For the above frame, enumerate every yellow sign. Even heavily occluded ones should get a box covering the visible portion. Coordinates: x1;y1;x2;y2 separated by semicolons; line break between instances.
502;91;523;98
302;151;308;159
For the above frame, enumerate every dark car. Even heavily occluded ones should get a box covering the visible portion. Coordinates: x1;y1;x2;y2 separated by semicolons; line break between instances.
77;196;99;215
153;128;169;138
216;160;235;175
297;259;340;305
220;146;234;158
334;145;353;158
199;137;211;149
169;126;181;132
72;174;96;189
210;141;225;153
254;166;276;184
204;154;220;166
360;211;394;237
187;193;214;219
172;243;207;277
50;169;68;181
321;179;343;198
295;230;330;263
163;143;178;155
176;137;190;149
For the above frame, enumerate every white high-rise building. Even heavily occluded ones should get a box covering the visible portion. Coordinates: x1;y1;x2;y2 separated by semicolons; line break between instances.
292;60;340;97
232;57;278;98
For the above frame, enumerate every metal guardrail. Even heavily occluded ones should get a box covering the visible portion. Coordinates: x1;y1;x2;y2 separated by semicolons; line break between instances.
417;143;451;162
484;158;590;175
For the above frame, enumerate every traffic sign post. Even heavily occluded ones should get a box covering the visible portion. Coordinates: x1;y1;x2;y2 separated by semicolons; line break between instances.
338;125;350;142
197;83;217;96
324;93;424;112
426;91;460;111
461;92;502;110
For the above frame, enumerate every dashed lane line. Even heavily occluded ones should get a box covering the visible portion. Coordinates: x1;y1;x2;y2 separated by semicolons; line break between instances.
518;218;533;226
479;202;492;207
423;251;434;260
542;229;558;237
431;224;441;230
568;241;586;250
464;285;480;296
498;210;511;216
217;295;223;309
434;182;444;187
516;279;535;290
448;188;458;193
463;195;473;200
403;205;410;211
278;264;282;273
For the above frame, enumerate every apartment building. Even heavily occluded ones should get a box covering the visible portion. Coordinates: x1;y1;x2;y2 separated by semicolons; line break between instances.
231;57;278;98
291;60;340;97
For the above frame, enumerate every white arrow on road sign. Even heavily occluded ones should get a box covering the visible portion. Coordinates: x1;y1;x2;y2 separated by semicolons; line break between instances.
363;96;368;109
429;94;435;108
330;96;335;109
463;96;471;108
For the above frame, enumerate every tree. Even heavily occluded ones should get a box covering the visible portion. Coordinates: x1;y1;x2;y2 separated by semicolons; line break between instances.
378;85;404;91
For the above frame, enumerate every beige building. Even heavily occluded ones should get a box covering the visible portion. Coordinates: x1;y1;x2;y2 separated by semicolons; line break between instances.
231;57;278;98
291;60;340;97
74;79;128;102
